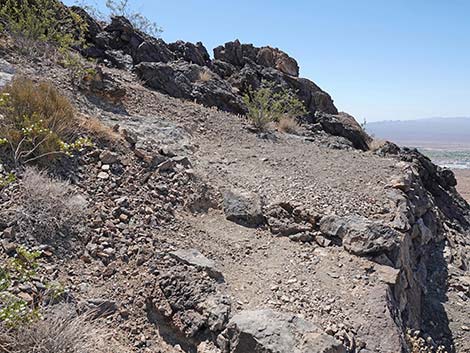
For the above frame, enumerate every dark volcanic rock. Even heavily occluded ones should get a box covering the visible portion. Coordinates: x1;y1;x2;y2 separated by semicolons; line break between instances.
214;40;299;76
315;112;371;151
135;61;245;113
169;40;211;67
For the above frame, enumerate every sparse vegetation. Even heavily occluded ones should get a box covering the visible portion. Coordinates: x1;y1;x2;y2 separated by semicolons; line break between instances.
0;247;42;328
76;0;163;37
198;69;213;82
78;116;123;145
105;0;163;37
0;305;122;353
15;168;88;243
243;82;307;131
0;79;92;166
278;116;300;134
0;0;87;56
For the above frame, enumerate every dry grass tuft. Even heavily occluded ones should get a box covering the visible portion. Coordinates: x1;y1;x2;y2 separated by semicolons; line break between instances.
278;116;300;134
78;116;122;145
0;305;126;353
15;168;87;243
1;78;76;139
198;69;213;82
368;138;387;151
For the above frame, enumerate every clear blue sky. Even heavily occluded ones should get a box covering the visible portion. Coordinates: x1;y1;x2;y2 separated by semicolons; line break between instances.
65;0;470;122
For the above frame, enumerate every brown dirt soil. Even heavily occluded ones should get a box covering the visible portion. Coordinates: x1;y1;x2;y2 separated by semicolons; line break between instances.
454;169;470;202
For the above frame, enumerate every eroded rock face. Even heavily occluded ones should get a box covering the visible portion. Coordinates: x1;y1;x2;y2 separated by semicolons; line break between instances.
319;215;400;256
218;309;346;353
214;40;299;77
169;40;211;67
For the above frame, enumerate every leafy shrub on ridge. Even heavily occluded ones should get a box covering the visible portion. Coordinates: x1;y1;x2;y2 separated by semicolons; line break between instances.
243;81;307;131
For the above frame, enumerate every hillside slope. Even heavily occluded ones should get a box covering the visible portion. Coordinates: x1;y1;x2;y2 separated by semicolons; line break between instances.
0;4;469;353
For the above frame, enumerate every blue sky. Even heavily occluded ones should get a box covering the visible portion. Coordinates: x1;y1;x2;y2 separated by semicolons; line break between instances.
65;0;470;122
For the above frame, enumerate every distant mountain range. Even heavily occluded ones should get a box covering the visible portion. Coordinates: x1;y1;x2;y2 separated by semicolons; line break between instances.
367;117;470;148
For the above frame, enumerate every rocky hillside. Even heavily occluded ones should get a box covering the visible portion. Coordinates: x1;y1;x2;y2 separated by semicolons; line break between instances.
0;3;469;353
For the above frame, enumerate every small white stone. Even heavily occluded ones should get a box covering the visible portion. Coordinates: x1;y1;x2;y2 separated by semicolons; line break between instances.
97;171;109;180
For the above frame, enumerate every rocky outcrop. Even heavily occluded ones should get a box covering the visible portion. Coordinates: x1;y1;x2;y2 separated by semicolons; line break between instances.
315;112;372;151
135;61;246;113
168;40;211;67
217;309;346;353
319;215;401;256
214;40;300;77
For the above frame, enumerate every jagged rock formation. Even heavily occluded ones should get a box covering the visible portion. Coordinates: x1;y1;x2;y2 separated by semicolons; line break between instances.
74;13;373;149
0;3;469;353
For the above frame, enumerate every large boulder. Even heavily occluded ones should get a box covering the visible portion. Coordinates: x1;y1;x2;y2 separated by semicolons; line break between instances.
222;189;264;227
315;112;371;151
135;61;245;113
319;215;401;256
169;40;211;67
214;40;299;76
218;309;346;353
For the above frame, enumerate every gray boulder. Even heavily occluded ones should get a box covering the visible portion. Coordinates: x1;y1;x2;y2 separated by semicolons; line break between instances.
319;215;400;256
170;249;223;281
0;58;15;89
218;309;346;353
223;190;264;227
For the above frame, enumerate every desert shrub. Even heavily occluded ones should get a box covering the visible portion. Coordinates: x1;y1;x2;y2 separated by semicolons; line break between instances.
78;116;122;145
15;168;88;243
0;0;87;55
0;247;42;328
243;81;307;131
105;0;163;37
0;79;92;166
368;138;387;151
76;0;163;37
0;305;123;353
198;69;213;82
278;116;300;134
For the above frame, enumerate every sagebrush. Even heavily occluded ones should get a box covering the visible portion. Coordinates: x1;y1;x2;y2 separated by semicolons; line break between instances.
243;81;307;131
15;168;88;243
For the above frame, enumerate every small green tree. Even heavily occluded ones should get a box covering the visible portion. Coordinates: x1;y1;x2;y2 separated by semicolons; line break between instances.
243;82;307;131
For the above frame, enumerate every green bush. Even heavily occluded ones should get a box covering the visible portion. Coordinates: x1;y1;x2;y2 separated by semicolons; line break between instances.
0;0;87;52
0;247;42;328
243;82;307;131
0;79;92;166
